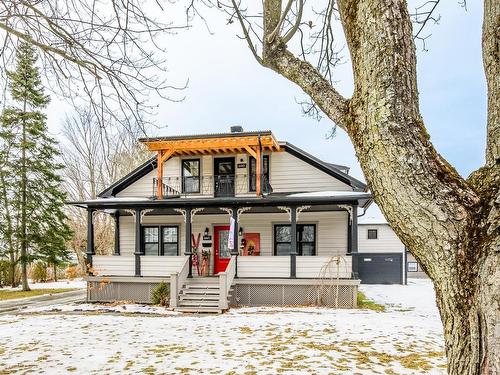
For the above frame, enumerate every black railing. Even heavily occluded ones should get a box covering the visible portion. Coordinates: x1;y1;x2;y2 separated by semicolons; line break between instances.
152;173;272;198
214;175;235;197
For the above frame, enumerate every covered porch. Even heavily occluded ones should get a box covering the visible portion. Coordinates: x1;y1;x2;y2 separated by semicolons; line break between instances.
76;193;370;310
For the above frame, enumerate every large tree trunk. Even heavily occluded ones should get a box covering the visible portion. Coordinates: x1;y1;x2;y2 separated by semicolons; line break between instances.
256;0;499;373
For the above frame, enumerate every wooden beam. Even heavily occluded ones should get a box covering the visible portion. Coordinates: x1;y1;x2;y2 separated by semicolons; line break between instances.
256;145;262;196
157;150;163;199
244;146;257;159
157;149;174;198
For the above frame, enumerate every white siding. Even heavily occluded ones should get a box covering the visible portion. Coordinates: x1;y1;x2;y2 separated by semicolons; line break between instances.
117;211;348;276
93;256;135;276
238;256;290;278
140;256;186;277
115;151;352;197
358;224;405;253
296;256;352;278
270;152;351;193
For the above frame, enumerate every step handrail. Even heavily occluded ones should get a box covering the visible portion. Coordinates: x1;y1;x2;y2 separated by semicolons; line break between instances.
170;255;190;308
218;255;236;310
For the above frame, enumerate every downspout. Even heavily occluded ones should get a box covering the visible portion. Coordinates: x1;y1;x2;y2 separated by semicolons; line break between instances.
258;134;263;197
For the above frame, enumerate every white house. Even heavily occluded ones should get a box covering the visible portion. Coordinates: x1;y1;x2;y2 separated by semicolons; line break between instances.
70;128;411;313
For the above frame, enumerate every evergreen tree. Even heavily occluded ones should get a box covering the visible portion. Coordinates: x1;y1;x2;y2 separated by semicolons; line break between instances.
0;42;72;290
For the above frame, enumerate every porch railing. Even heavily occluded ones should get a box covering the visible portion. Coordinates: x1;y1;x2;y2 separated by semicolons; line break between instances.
169;255;190;308
218;255;236;310
152;174;272;198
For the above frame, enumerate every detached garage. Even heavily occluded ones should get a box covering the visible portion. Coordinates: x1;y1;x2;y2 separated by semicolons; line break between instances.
357;253;403;284
357;218;407;285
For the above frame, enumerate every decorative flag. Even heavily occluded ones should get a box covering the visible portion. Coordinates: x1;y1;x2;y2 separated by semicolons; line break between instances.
228;217;235;250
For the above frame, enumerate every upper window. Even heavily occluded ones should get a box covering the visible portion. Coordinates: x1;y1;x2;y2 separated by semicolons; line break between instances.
142;225;179;256
274;224;316;256
249;155;270;192
367;229;378;239
182;159;200;193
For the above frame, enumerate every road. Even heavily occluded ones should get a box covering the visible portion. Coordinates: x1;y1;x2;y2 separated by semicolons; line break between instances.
0;289;86;315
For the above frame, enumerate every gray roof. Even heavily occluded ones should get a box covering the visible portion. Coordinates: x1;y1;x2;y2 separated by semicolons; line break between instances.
138;130;273;143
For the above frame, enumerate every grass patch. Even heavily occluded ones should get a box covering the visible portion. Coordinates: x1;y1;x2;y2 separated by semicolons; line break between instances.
0;288;77;301
357;292;385;312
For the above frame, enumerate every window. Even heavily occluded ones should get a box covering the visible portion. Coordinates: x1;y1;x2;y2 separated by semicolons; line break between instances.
182;159;200;193
162;226;179;256
407;262;418;272
249;155;269;192
367;229;378;239
274;224;316;256
143;227;159;256
142;225;179;256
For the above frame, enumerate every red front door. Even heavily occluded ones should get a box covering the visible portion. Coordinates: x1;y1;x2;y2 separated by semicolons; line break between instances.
214;226;231;274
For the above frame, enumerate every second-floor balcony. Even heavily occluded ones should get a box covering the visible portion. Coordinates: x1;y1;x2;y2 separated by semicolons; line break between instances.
152;174;272;199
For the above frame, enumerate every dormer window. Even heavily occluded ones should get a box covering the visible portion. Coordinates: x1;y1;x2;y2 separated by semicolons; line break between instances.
249;155;269;192
182;159;200;193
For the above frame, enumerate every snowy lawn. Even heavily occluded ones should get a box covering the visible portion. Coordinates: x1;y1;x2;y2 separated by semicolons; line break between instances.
2;278;86;291
0;279;446;374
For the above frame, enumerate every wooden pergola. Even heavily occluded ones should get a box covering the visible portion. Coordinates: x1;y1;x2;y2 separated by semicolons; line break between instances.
140;133;281;198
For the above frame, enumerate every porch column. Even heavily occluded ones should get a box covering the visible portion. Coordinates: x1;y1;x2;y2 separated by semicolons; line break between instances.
290;206;297;278
231;207;238;278
185;207;193;278
134;208;142;277
113;211;120;255
86;208;95;272
350;204;359;278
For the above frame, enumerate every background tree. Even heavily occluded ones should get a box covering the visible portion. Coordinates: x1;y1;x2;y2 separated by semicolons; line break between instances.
61;108;151;270
179;0;498;373
0;42;72;291
0;0;186;134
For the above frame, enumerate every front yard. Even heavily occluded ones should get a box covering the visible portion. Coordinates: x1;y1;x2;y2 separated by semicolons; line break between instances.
0;279;445;374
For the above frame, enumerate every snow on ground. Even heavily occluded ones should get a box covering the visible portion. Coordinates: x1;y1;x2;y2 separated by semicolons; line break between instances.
0;279;445;374
3;278;86;291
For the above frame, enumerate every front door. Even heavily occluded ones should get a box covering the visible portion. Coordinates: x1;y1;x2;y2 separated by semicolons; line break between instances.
214;226;231;274
214;158;235;197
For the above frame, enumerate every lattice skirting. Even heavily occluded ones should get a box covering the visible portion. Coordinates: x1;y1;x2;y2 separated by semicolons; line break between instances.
87;281;161;303
230;282;358;308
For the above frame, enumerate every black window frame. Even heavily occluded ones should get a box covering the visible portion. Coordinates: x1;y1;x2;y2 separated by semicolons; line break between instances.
273;224;316;256
181;158;201;194
142;226;160;256
141;225;179;256
161;225;179;256
249;155;270;192
367;229;378;239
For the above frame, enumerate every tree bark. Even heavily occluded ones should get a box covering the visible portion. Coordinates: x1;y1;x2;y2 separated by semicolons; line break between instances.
257;0;499;373
20;97;30;292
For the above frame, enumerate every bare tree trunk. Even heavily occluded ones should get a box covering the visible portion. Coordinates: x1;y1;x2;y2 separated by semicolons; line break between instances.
20;98;30;292
53;263;57;282
255;0;499;373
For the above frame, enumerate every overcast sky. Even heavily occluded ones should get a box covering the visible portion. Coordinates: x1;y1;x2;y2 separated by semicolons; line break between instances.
46;2;486;219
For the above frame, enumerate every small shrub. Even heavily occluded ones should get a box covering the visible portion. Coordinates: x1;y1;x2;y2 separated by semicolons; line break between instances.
151;282;170;306
30;262;48;283
65;265;80;280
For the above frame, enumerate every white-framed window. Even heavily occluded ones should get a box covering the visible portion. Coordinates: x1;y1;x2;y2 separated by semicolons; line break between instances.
407;262;418;272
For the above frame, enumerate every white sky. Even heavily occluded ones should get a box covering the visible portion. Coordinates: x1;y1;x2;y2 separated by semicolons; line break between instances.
45;2;486;220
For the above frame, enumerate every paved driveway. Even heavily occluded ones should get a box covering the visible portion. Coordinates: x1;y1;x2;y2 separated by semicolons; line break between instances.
0;289;86;315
